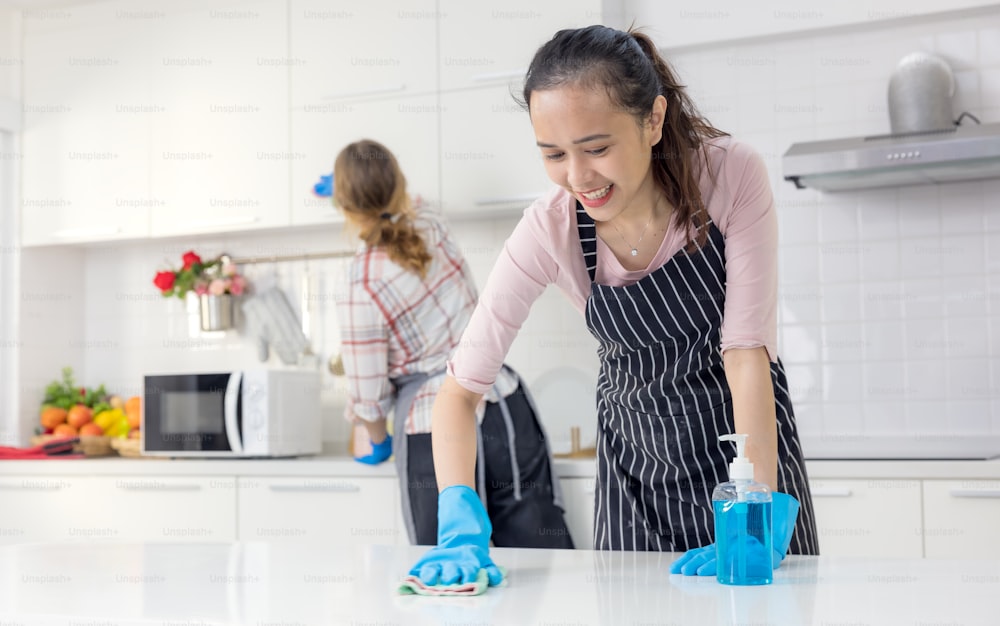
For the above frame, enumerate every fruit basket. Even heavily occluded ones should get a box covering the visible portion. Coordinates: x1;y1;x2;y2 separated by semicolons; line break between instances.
29;434;115;457
35;367;143;457
110;438;142;458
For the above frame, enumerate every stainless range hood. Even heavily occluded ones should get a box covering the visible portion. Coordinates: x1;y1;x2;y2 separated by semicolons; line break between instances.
782;122;1000;192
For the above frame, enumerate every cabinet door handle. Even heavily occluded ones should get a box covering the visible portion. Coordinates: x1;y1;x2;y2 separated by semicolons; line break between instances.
811;487;853;497
50;226;122;239
949;488;1000;499
269;484;361;493
470;68;527;82
474;194;543;207
321;84;406;100
0;483;64;492
118;484;202;492
185;215;259;230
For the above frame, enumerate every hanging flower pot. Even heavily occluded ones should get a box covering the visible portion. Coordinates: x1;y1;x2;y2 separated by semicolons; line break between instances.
199;293;234;331
152;251;249;333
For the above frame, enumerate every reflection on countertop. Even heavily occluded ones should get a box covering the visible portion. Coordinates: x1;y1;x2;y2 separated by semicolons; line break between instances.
1;541;997;625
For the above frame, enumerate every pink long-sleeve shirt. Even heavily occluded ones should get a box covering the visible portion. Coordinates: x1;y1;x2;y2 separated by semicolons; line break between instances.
448;137;779;395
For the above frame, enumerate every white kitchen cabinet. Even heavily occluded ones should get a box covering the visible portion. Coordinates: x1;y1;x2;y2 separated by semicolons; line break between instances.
237;476;402;545
921;480;1000;559
147;0;290;238
438;0;602;91
625;0;997;49
289;0;436;104
439;85;551;216
809;479;923;558
20;1;152;246
0;476;236;544
289;94;440;226
560;477;596;550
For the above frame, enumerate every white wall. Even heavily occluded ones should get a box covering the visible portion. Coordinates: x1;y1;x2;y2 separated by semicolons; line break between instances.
0;6;20;446
663;8;1000;454
53;213;591;452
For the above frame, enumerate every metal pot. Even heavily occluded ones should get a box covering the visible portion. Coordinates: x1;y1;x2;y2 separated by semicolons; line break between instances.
199;294;234;331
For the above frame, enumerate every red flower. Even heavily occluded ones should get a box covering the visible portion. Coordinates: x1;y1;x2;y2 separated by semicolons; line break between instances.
153;271;176;292
181;251;201;270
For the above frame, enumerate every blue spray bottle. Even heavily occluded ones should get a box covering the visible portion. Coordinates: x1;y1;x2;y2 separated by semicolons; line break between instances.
713;433;773;586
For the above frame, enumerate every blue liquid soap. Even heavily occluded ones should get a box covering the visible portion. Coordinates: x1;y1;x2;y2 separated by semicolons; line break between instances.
713;491;772;585
712;434;773;586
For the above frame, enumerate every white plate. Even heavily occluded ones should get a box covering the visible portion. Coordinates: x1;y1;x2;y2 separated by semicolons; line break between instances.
528;366;598;454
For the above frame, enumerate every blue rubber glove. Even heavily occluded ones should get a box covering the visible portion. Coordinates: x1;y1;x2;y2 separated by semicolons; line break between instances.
669;492;800;576
408;485;504;587
354;434;392;465
313;173;333;197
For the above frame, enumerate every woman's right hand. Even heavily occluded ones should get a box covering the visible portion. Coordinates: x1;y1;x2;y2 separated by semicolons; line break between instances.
408;485;503;586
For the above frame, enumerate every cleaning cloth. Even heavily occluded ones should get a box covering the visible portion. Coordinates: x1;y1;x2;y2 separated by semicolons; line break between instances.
397;567;506;597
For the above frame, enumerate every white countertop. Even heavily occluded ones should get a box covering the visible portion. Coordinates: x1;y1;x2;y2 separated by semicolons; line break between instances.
2;452;1000;479
0;541;997;625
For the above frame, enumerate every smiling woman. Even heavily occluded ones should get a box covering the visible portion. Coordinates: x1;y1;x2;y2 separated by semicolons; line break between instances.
407;24;819;589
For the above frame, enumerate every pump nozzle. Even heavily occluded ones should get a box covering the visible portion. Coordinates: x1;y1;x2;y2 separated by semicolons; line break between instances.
719;434;754;481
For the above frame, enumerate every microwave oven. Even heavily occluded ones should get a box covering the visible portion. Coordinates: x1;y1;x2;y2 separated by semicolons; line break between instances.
142;369;322;458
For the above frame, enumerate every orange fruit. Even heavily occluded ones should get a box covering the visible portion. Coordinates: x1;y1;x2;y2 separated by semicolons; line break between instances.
67;405;93;429
53;423;77;437
128;428;141;440
79;422;103;437
125;396;141;429
40;406;68;429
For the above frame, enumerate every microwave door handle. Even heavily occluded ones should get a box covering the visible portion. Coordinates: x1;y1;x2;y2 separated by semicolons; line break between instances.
224;372;243;454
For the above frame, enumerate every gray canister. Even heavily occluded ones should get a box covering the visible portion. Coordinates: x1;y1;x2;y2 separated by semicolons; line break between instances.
887;52;955;134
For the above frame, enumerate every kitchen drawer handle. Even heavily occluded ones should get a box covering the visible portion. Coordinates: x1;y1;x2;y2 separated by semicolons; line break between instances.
269;484;361;493
949;488;1000;499
50;226;122;239
810;487;853;497
321;84;406;100
118;484;202;492
0;484;64;492
474;194;543;207
470;68;527;82
185;215;259;230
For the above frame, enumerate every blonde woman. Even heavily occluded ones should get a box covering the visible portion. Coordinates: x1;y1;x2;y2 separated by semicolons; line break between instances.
332;139;573;549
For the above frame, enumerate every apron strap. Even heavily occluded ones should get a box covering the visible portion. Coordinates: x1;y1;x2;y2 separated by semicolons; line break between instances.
392;370;438;545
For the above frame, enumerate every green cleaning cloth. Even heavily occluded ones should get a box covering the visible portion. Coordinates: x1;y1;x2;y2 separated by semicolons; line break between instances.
397;567;506;596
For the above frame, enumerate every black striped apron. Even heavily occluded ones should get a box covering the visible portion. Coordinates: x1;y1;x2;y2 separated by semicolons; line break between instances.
577;202;819;554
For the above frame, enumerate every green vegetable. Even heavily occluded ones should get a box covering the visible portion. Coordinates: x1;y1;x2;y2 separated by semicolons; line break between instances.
41;366;111;411
42;366;80;411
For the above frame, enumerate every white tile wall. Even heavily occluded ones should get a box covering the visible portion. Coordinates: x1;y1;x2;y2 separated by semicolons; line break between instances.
13;214;595;450
672;9;1000;454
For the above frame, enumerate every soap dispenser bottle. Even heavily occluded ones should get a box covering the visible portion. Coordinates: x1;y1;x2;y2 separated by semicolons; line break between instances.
713;433;773;586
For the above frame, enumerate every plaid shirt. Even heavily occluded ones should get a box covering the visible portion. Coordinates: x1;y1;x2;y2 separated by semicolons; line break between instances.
336;211;518;435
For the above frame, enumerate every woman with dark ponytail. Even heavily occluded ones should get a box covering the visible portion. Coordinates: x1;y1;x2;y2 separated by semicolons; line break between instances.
408;26;818;588
332;139;573;549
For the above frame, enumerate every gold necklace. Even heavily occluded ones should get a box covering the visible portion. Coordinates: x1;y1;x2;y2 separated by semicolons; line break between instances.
612;209;654;257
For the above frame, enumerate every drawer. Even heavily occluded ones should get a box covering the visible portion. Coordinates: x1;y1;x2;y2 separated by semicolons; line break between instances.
0;476;236;543
237;477;401;545
922;480;1000;558
808;479;923;558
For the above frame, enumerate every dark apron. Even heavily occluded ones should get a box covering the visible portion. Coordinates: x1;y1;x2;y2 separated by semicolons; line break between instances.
576;201;819;553
391;366;564;545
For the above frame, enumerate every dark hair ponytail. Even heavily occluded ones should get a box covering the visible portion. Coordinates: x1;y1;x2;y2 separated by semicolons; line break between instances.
521;25;728;249
334;139;432;278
